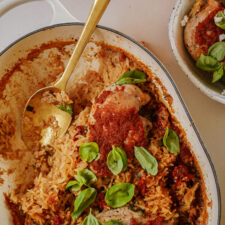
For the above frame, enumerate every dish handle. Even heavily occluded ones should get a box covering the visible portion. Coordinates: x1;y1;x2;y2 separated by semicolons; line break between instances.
0;0;80;24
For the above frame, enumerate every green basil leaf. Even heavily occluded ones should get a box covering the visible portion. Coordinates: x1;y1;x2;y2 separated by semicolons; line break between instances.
214;10;225;30
115;147;128;171
71;183;83;191
212;66;224;83
75;169;97;187
104;220;123;225
115;70;146;85
79;142;99;163
82;209;99;225
72;187;97;219
208;42;225;61
196;54;221;71
105;183;135;208
58;104;73;116
163;128;180;155
107;146;123;175
66;180;82;191
134;146;158;176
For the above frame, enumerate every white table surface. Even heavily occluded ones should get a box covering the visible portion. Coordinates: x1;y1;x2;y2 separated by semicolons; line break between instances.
0;0;224;224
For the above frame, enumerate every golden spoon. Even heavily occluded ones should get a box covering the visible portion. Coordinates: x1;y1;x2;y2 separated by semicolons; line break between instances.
22;0;110;148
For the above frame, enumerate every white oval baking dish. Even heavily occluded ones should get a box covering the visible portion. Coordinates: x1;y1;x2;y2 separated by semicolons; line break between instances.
0;0;221;224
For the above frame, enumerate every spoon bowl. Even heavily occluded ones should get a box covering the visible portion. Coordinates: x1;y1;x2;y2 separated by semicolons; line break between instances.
22;87;72;148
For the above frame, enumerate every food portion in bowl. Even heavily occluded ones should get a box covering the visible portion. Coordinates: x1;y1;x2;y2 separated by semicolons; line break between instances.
1;41;208;224
183;0;225;85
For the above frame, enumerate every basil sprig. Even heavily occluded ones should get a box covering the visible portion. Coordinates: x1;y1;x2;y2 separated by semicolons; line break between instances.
72;187;97;219
116;147;128;171
115;70;146;85
82;209;99;225
107;146;128;175
75;169;97;187
214;10;225;29
66;180;83;191
79;142;99;162
104;220;123;225
66;169;97;191
105;183;135;208
208;42;225;61
134;146;158;176
196;42;225;83
213;66;224;83
196;54;221;71
58;104;73;116
163;128;180;155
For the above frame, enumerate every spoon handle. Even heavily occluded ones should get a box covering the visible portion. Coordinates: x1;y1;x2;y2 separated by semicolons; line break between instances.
54;0;110;90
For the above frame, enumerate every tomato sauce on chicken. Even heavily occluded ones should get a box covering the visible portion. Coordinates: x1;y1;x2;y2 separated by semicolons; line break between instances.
89;86;148;176
195;7;224;55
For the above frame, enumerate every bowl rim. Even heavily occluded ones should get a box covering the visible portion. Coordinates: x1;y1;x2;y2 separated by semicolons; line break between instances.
168;0;225;105
0;22;221;225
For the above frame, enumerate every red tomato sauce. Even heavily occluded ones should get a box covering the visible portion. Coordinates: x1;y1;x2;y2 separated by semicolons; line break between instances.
95;91;113;104
73;126;85;142
130;217;164;225
145;217;164;225
195;7;225;55
172;164;193;186
96;193;109;211
152;103;169;138
90;103;146;176
130;218;138;225
53;214;63;225
137;176;147;196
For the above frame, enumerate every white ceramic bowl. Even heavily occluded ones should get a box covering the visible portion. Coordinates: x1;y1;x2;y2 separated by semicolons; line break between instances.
169;0;225;104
